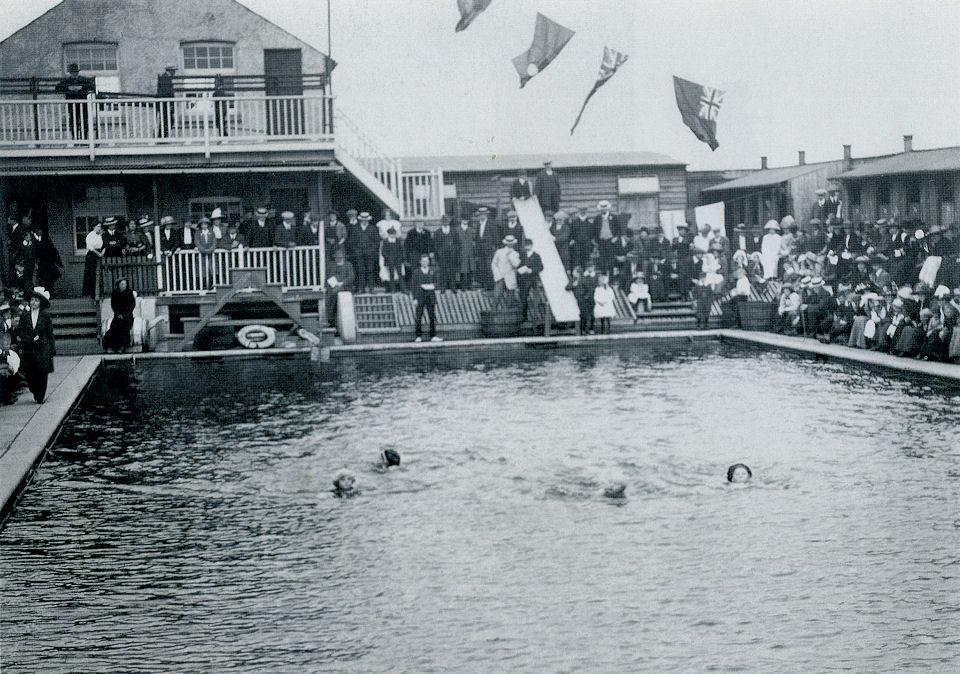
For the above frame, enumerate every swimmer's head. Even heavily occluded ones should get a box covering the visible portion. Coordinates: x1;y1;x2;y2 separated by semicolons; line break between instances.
603;482;627;499
727;463;752;484
333;470;357;496
381;448;401;467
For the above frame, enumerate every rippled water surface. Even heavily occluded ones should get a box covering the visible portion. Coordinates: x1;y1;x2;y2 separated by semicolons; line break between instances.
3;343;960;671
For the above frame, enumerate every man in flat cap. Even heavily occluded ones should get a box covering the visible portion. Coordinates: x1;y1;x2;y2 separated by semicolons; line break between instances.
247;207;274;248
274;210;300;248
534;160;561;213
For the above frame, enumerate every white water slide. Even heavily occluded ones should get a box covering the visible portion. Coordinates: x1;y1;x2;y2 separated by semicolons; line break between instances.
512;197;581;323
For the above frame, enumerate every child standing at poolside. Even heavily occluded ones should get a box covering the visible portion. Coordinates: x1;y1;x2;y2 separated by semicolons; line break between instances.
593;273;616;334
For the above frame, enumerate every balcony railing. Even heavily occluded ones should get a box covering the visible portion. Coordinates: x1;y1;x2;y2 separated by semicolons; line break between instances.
0;94;334;158
101;246;324;296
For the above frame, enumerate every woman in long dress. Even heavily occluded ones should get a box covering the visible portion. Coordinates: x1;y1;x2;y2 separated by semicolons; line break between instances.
760;220;782;280
82;222;105;297
103;278;136;353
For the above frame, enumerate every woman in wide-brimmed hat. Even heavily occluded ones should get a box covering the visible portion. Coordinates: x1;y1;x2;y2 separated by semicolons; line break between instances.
15;287;55;403
760;220;782;280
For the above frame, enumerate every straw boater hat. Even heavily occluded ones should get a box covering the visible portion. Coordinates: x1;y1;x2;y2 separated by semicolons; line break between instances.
764;219;781;231
358;212;371;221
502;234;518;245
855;255;870;264
476;206;489;214
808;218;822;226
210;208;223;220
282;211;295;220
103;216;118;228
734;222;747;231
255;207;268;216
597;200;611;209
138;216;153;228
160;215;175;226
810;277;825;288
27;286;51;309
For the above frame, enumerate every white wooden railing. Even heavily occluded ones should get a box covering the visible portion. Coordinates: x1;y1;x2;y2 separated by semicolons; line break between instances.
0;93;334;157
162;246;323;294
334;107;402;203
401;169;445;221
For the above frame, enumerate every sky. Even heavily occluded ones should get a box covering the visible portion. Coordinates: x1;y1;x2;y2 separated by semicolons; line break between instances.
4;0;960;171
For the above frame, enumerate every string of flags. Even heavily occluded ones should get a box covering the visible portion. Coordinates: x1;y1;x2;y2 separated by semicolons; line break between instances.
453;1;725;150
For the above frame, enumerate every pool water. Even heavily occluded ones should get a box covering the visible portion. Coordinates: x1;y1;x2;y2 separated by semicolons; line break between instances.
2;344;960;671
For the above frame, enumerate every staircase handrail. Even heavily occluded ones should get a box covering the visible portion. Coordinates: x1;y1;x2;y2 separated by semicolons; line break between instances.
333;106;402;206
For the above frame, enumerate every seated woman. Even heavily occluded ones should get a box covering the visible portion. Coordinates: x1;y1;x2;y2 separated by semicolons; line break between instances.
103;278;137;353
627;270;651;320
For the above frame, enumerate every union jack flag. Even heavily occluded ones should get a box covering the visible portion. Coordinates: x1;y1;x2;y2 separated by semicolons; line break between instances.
698;86;724;122
570;46;629;134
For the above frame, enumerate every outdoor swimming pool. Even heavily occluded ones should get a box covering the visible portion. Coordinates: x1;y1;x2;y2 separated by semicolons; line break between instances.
2;343;959;671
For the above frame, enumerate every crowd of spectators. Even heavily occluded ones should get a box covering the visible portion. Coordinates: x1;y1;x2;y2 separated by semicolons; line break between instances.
750;199;960;363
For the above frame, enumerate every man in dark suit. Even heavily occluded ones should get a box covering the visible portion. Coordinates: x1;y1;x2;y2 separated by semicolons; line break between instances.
534;160;561;213
827;187;843;223
15;287;55;404
812;189;832;223
352;212;380;293
54;63;95;140
156;65;177;138
274;211;300;248
516;239;543;323
593;200;621;275
325;248;355;328
456;216;477;290
570;205;597;270
433;218;460;292
474;207;498;289
500;209;525;246
403;219;433;286
509;170;533;201
246;207;274;248
731;223;759;254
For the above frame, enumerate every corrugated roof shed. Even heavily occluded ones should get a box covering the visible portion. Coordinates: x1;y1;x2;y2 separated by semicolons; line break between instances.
834;146;960;179
703;161;838;192
400;151;683;173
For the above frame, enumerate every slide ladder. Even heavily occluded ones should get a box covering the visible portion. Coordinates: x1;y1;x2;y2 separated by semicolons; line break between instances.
512;197;581;322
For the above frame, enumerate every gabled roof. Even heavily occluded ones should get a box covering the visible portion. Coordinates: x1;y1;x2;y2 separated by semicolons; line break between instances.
834;146;960;179
703;160;840;192
400;151;684;173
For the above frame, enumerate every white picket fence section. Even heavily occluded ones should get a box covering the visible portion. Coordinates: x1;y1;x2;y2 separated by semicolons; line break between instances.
162;246;323;293
400;169;445;221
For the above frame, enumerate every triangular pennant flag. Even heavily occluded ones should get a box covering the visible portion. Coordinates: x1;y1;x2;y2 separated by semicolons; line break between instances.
455;0;493;32
511;13;575;89
673;76;724;151
570;46;629;134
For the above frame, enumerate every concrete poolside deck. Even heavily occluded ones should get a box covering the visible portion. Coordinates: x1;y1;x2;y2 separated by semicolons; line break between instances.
3;328;960;524
1;355;101;523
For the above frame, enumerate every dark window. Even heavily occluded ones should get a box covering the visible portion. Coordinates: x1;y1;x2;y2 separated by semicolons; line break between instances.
848;184;861;207
877;183;891;206
940;181;954;203
905;178;921;204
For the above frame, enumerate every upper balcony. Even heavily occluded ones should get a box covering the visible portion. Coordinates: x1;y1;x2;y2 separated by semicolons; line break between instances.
0;75;442;220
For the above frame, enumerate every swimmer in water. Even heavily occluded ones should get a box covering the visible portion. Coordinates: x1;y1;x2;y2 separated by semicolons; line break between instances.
380;448;401;467
727;463;752;484
603;482;627;498
333;470;358;497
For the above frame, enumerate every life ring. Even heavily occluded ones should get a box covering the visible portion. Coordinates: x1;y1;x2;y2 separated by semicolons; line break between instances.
237;324;276;349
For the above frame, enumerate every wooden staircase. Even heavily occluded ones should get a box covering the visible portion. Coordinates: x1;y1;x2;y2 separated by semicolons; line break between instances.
49;298;100;355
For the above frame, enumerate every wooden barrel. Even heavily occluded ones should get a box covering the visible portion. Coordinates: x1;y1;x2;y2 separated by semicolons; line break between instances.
736;301;777;331
480;308;521;338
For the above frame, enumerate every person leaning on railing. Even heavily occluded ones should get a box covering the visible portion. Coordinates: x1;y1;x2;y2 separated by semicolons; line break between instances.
158;216;182;256
82;221;105;298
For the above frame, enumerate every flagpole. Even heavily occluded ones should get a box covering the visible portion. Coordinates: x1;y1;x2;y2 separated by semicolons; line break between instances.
325;0;333;96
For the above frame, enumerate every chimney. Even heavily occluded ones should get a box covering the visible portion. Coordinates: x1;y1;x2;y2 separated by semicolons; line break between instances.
842;144;852;171
798;150;806;166
761;156;768;170
903;134;913;153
